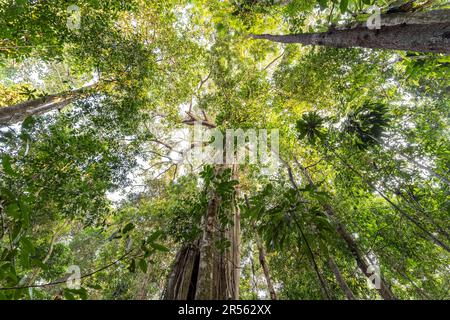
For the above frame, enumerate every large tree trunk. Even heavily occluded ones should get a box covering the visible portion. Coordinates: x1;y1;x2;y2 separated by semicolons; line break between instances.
0;84;97;125
195;175;221;300
165;165;241;300
342;10;449;29
230;164;241;298
164;240;201;300
250;10;450;53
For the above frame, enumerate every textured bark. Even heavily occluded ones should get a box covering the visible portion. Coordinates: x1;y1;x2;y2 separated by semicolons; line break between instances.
164;240;200;300
210;164;241;300
231;164;241;298
296;160;397;300
166;164;241;300
328;256;356;300
251;11;450;53
340;10;450;29
0;84;97;125
195;189;219;300
255;229;277;300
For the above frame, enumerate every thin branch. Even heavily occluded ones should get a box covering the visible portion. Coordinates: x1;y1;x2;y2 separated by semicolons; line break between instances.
262;51;285;71
0;250;135;291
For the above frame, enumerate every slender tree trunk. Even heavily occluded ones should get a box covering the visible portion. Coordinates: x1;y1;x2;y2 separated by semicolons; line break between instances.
381;253;431;299
255;231;277;300
399;152;450;187
26;229;60;286
329;150;450;252
326;206;397;300
0;84;97;125
245;195;277;300
328;256;356;300
282;161;335;299
294;158;397;300
250;10;450;53
249;246;259;299
291;214;333;300
135;258;153;300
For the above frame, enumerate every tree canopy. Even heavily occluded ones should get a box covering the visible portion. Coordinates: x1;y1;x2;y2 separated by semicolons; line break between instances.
0;0;449;300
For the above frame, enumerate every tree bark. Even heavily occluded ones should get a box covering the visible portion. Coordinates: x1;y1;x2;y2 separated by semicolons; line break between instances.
231;164;241;298
0;84;97;125
166;114;241;300
341;10;450;29
249;246;259;299
166;165;241;300
250;11;450;53
195;184;220;300
164;240;200;300
328;256;356;300
255;230;277;300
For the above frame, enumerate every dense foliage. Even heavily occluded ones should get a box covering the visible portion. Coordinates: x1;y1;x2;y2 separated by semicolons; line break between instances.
0;0;449;300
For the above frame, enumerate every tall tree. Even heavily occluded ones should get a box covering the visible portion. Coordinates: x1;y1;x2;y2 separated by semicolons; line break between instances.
251;10;450;53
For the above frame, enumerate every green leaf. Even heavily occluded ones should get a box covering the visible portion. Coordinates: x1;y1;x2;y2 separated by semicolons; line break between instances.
121;222;135;234
18;196;31;228
138;259;148;273
20;237;35;255
146;230;163;243
340;0;348;13
63;288;88;300
63;290;76;300
318;0;328;9
76;287;88;300
128;259;136;273
86;283;102;290
150;243;169;252
19;251;30;269
5;203;20;219
2;154;16;176
22;116;36;130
